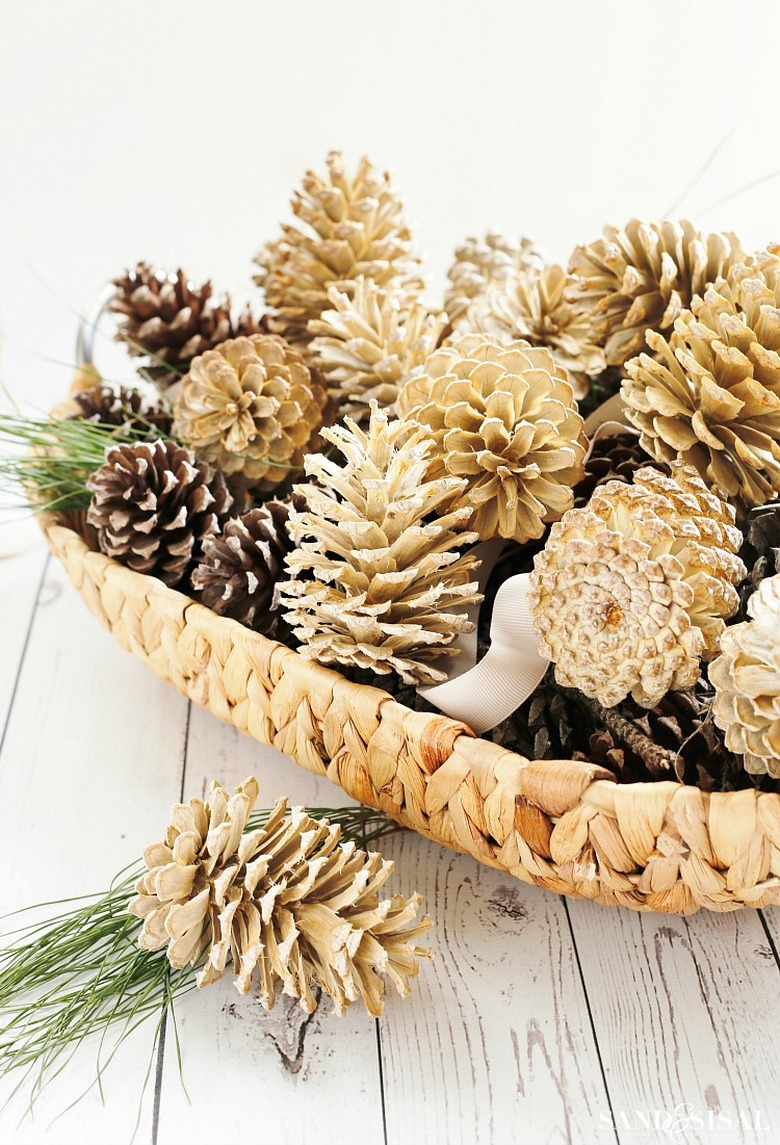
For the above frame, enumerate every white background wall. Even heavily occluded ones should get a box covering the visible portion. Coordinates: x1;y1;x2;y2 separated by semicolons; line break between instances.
1;0;779;413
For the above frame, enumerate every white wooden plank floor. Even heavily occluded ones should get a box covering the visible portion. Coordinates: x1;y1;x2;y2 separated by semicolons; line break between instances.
2;539;780;1145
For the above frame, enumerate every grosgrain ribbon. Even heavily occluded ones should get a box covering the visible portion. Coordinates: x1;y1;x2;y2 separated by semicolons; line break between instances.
419;567;548;734
418;393;637;733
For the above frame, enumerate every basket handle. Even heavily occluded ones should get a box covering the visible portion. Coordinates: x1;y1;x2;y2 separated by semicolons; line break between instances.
75;286;116;370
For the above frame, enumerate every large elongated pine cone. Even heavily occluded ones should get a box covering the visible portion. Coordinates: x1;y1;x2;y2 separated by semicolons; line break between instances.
172;334;327;490
278;406;482;685
86;439;231;586
254;151;424;349
396;333;586;544
568;219;744;368
111;263;265;388
622;249;780;515
528;464;745;708
129;777;432;1016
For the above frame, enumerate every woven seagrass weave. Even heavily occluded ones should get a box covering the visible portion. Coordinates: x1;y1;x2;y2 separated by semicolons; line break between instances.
39;511;780;916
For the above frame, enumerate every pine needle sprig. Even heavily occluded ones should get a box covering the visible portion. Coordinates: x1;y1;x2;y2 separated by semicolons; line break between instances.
0;414;164;515
0;803;398;1114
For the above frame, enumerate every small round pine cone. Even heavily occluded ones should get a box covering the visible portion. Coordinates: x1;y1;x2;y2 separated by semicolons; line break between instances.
71;383;172;436
111;263;265;389
568;219;744;368
622;249;780;515
528;464;746;708
191;496;302;631
86;439;231;586
396;334;586;544
710;574;780;777
172;334;327;491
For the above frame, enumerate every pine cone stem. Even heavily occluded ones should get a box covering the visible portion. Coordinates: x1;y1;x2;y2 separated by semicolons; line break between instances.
570;691;678;775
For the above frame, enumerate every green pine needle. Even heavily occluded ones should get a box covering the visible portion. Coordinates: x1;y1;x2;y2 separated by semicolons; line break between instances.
0;803;397;1118
0;413;155;515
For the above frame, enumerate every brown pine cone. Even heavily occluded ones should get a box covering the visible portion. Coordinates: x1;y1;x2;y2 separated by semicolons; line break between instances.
71;384;173;436
191;495;303;631
111;263;266;389
736;503;780;620
54;509;99;550
526;673;748;790
86;439;232;586
574;430;655;506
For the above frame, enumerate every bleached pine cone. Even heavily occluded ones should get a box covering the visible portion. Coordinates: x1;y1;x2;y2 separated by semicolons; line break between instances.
308;277;446;414
172;334;326;490
568;219;744;368
129;777;432;1016
710;575;780;777
278;406;482;685
528;464;746;708
254;151;424;348
444;232;544;317
622;249;780;514
396;334;586;544
454;263;605;399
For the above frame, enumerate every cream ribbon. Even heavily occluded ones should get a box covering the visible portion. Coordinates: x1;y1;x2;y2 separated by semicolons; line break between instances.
419;563;548;734
418;392;637;733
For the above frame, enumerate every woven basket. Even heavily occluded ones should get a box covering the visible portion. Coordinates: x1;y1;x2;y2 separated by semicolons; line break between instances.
37;357;780;916
39;504;780;917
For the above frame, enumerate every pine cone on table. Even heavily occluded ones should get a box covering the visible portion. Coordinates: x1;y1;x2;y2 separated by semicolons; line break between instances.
172;334;327;491
71;383;173;437
444;232;544;318
86;439;232;586
130;777;432;1016
568;219;744;368
278;406;482;685
191;496;302;632
111;263;265;389
396;333;587;544
622;249;780;516
254;151;424;349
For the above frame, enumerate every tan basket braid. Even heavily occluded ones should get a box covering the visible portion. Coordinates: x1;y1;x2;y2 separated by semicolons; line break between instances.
39;510;780;916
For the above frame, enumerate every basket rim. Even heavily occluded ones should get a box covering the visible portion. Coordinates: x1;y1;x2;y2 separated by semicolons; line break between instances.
40;510;771;809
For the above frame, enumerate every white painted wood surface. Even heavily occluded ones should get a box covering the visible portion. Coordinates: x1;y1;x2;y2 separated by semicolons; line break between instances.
2;537;780;1145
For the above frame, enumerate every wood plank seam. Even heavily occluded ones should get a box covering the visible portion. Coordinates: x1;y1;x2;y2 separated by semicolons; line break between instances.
561;898;621;1145
151;699;193;1145
0;552;49;760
